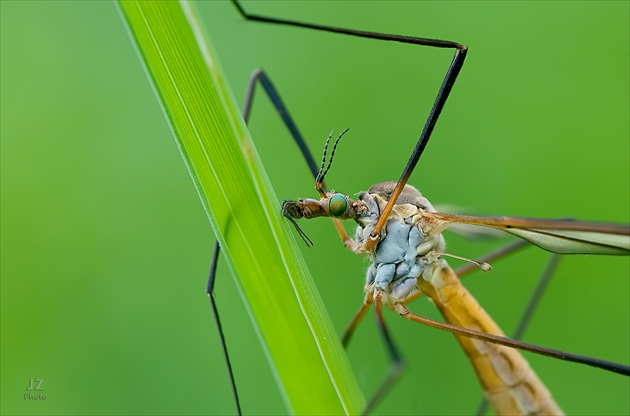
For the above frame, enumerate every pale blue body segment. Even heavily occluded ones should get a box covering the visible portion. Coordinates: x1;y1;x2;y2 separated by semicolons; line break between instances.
354;187;445;303
368;220;423;290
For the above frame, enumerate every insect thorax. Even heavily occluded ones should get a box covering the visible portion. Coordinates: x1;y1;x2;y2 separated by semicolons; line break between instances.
355;186;446;303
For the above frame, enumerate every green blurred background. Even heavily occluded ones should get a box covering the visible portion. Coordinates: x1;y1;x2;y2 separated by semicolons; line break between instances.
1;1;628;415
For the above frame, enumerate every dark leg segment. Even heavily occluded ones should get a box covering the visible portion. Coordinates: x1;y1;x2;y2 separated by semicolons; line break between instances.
363;293;405;416
243;69;319;180
342;291;408;414
206;241;242;416
341;293;373;347
394;302;630;375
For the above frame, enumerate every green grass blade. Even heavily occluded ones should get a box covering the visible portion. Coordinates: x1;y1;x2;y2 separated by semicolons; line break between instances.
116;1;364;414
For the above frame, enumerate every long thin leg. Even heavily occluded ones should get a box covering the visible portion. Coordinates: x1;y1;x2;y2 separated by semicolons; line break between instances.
243;69;319;179
393;302;630;375
475;253;561;416
342;292;373;347
341;289;406;414
230;1;468;250
511;254;561;341
363;292;405;416
206;241;242;416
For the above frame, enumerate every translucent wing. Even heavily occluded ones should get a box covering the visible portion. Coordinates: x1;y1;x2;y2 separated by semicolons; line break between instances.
430;212;630;255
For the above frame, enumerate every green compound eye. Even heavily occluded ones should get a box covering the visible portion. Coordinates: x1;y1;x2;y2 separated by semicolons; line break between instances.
328;194;348;217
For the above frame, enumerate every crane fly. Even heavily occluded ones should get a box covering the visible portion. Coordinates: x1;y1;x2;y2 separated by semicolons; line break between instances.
283;146;629;413
203;1;630;414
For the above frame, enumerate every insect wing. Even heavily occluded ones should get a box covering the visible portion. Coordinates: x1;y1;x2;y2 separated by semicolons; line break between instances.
431;212;630;255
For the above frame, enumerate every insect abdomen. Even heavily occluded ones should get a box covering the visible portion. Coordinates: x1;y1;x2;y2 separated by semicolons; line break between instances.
419;261;563;415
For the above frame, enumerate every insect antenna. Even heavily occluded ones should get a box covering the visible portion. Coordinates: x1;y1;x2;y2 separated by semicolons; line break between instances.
314;130;333;190
315;128;349;196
